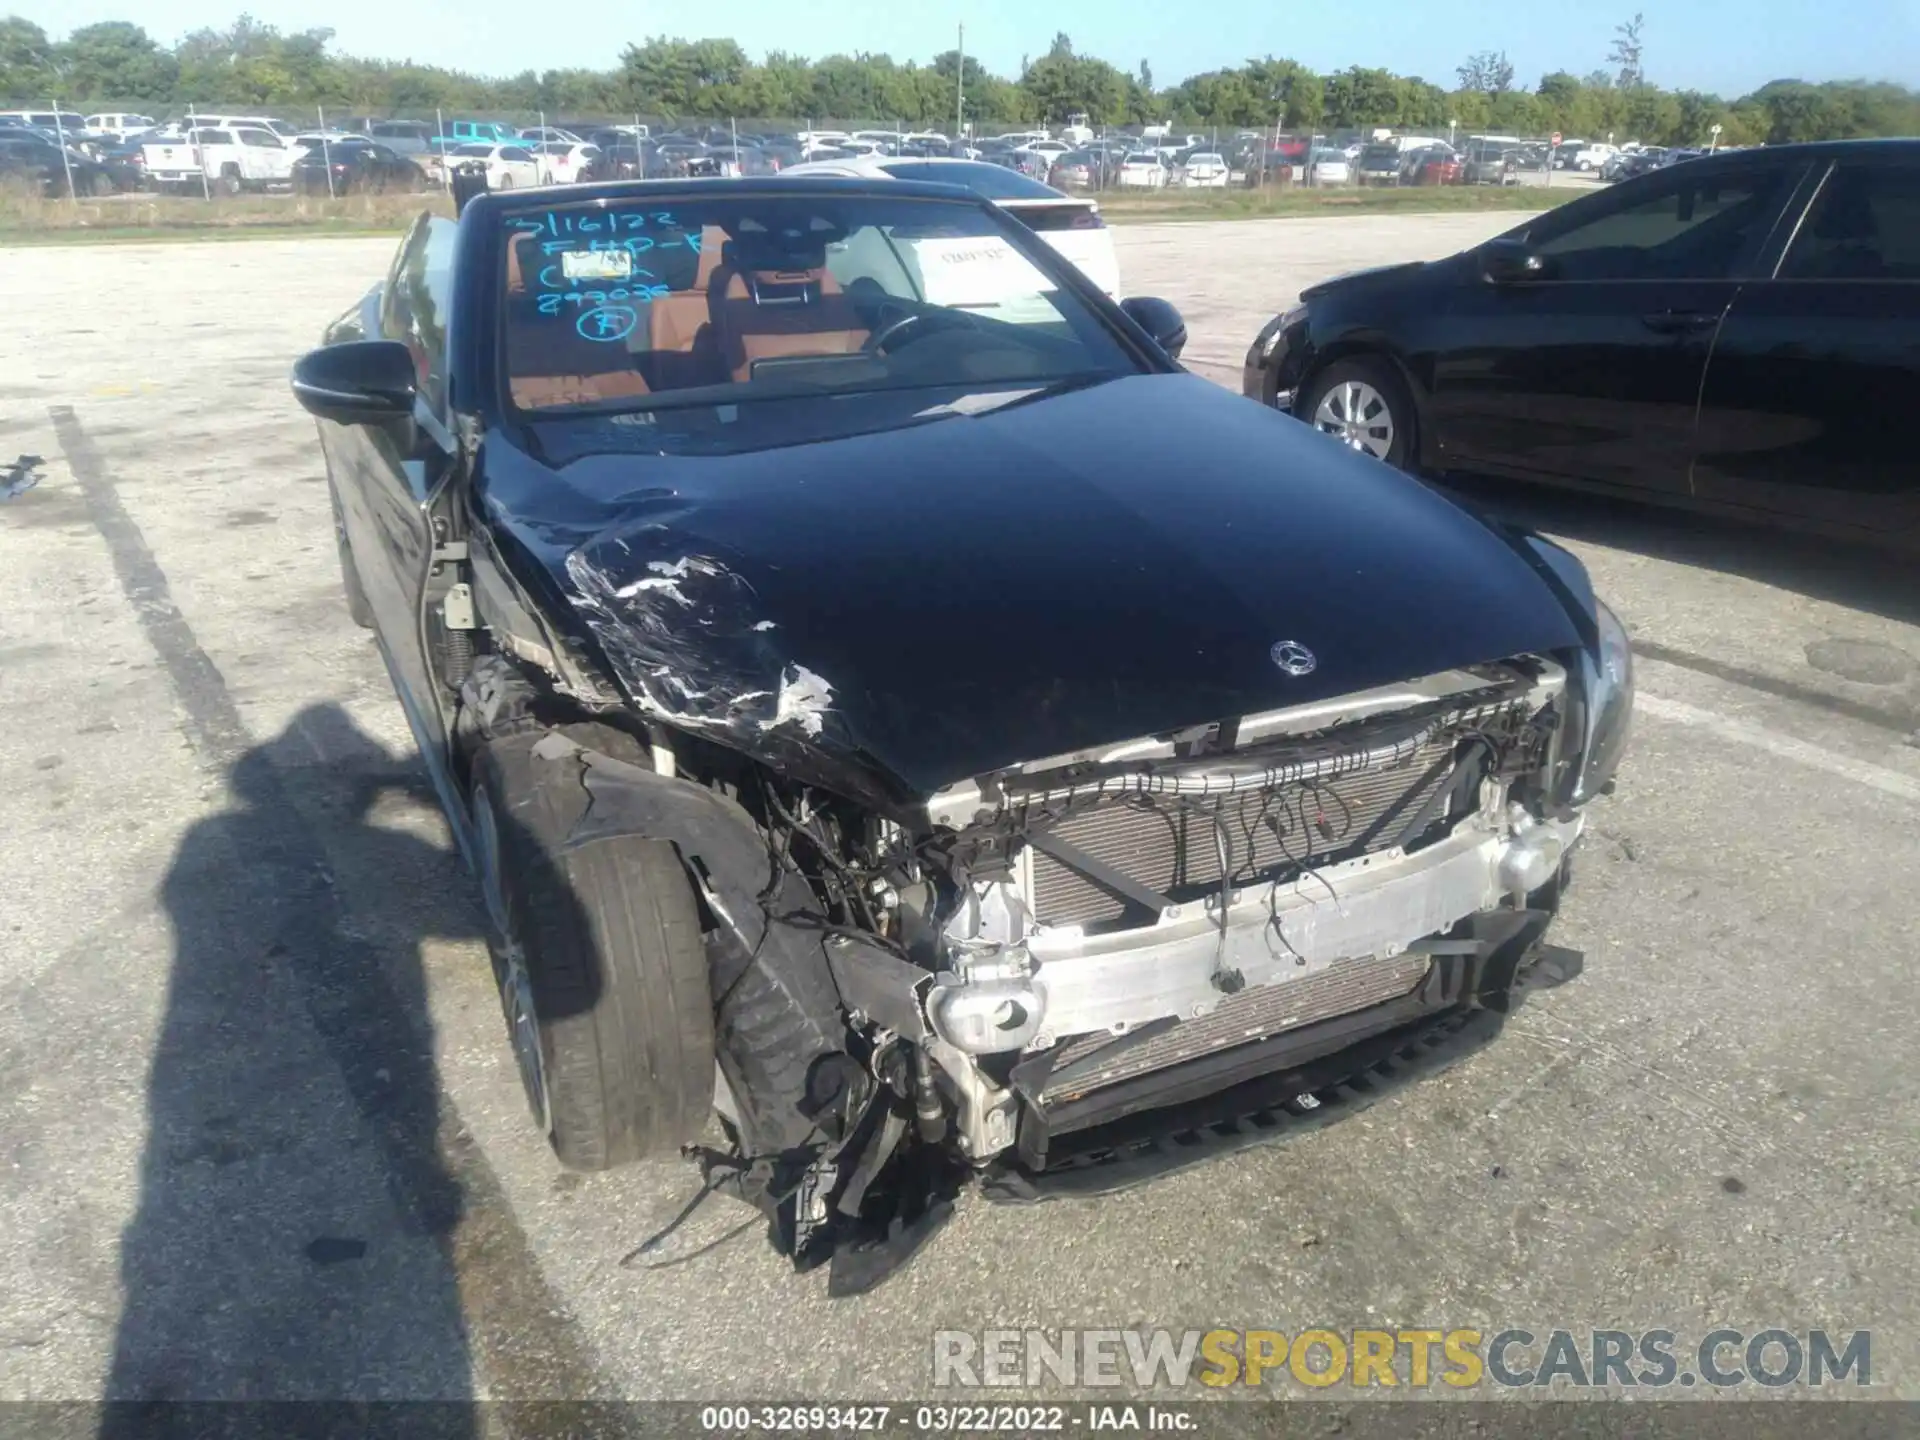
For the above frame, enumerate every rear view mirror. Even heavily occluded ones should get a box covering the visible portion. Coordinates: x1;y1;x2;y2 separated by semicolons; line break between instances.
1481;238;1548;284
291;340;418;433
1120;295;1188;360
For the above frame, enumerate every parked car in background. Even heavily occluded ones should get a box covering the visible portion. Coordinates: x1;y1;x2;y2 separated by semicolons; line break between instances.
1117;151;1169;188
0;129;112;195
1550;139;1588;170
292;138;428;194
181;114;298;142
1601;146;1667;182
142;126;294;194
583;141;661;181
288;131;363;157
1305;147;1352;185
781;154;1120;296
1462;141;1521;185
84;112;156;141
436;120;518;148
1404;145;1462;185
363;120;437;157
443;142;542;190
1357;143;1404;185
1570;142;1617;172
1048;151;1097;189
519;126;585;146
1242;140;1920;552
0;109;87;137
97;132;152;191
1180;151;1230;188
535;142;601;184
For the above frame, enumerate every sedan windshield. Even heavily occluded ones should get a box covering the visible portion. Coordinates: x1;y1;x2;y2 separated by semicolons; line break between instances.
497;192;1140;447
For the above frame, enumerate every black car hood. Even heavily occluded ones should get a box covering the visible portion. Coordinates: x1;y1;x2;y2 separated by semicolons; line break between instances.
1300;260;1435;302
485;373;1582;814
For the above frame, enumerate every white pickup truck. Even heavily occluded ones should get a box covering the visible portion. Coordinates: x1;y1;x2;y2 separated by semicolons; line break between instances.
142;126;296;194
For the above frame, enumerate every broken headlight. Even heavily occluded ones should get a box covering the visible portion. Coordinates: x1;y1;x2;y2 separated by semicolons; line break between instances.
1572;599;1633;804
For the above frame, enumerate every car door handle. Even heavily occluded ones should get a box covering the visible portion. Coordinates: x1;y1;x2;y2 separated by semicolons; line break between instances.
1641;310;1720;335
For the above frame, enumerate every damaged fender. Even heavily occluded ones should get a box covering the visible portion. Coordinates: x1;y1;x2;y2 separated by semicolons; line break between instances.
553;740;887;1157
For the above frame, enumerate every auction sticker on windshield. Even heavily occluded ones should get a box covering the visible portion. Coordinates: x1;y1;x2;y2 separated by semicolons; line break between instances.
896;235;1059;325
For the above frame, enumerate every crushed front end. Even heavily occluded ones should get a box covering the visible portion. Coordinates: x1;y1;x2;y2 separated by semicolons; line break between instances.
823;656;1598;1195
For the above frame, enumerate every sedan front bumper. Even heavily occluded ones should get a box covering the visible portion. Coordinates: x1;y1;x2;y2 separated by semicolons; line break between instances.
931;809;1583;1057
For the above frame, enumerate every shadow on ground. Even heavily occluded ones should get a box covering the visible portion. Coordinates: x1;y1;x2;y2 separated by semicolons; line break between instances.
102;703;486;1427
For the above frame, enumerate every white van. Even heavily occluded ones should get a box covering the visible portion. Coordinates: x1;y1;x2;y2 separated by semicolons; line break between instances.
85;113;157;139
0;109;87;136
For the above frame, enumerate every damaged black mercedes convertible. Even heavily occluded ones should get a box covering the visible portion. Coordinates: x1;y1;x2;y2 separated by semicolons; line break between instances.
294;177;1630;1286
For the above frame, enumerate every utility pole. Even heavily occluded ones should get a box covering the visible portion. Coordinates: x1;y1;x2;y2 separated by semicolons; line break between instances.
955;24;965;140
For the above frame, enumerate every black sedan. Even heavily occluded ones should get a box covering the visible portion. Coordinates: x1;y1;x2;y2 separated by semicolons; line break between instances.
292;138;427;195
1245;140;1920;552
292;179;1625;1286
0;131;113;195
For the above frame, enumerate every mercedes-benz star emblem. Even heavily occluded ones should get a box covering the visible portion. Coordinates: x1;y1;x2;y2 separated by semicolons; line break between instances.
1270;640;1317;677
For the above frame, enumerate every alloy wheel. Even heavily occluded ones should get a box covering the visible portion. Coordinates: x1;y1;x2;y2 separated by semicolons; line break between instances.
1312;380;1395;459
473;784;551;1134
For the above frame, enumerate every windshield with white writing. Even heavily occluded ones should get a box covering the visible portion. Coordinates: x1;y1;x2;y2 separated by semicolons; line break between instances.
497;193;1138;446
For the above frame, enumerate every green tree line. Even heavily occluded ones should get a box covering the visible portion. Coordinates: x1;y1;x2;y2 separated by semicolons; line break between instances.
2;12;1915;147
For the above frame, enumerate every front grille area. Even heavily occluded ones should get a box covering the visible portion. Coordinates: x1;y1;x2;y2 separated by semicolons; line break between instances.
1028;727;1459;930
1038;951;1433;1105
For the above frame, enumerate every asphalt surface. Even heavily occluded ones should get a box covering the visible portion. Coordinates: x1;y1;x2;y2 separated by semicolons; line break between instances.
2;213;1917;1408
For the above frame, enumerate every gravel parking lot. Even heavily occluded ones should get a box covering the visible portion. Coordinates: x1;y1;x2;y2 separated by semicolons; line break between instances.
3;214;1918;1408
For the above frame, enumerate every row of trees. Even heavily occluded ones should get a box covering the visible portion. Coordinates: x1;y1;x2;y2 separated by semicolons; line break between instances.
3;13;1916;149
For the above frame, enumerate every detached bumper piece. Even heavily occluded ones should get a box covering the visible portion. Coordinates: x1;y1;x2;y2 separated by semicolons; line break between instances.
985;904;1560;1200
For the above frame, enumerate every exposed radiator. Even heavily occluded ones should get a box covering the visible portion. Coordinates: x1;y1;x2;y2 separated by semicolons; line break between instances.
1039;951;1432;1105
1028;728;1458;930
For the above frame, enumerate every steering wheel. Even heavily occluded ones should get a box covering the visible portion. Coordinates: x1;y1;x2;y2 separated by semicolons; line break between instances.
863;307;965;356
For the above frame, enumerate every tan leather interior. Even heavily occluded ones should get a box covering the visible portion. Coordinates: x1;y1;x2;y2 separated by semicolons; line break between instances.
506;230;651;408
707;262;869;382
645;225;727;388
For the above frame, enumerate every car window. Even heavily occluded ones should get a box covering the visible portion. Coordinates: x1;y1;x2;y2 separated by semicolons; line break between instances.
1779;164;1920;281
455;143;492;157
196;130;234;146
496;193;1140;442
381;214;458;414
501;147;534;163
236;129;280;147
1524;163;1801;281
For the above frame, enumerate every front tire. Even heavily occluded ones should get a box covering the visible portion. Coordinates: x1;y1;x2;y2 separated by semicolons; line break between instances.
1300;357;1416;471
469;734;715;1170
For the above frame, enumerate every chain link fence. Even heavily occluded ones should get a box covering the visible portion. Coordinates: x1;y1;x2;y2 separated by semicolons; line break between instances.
1;101;1618;229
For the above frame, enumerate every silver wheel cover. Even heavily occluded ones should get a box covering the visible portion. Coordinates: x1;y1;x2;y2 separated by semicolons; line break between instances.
1312;379;1396;459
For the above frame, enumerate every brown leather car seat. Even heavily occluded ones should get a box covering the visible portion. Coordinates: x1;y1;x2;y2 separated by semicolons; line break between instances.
706;234;869;382
505;231;650;408
645;225;727;388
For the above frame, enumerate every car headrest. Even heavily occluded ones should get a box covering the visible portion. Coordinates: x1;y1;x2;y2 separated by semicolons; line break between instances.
722;231;829;275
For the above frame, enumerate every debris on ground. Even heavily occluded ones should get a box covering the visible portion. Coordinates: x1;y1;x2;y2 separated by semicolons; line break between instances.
2;454;45;500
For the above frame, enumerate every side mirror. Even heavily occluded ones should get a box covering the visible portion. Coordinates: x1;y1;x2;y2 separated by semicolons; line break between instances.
1481;238;1548;284
1120;295;1188;360
291;340;418;438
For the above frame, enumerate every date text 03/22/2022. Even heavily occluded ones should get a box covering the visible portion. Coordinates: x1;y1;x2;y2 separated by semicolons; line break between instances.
698;1405;1197;1432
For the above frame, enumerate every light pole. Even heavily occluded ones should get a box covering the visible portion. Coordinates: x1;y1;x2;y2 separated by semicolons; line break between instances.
1709;122;1723;153
955;24;965;142
1449;116;1458;148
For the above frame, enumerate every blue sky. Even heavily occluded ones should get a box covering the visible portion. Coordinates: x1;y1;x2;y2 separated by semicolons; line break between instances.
15;0;1920;97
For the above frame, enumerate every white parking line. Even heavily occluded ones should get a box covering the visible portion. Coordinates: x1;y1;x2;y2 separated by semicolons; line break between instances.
1636;692;1920;804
